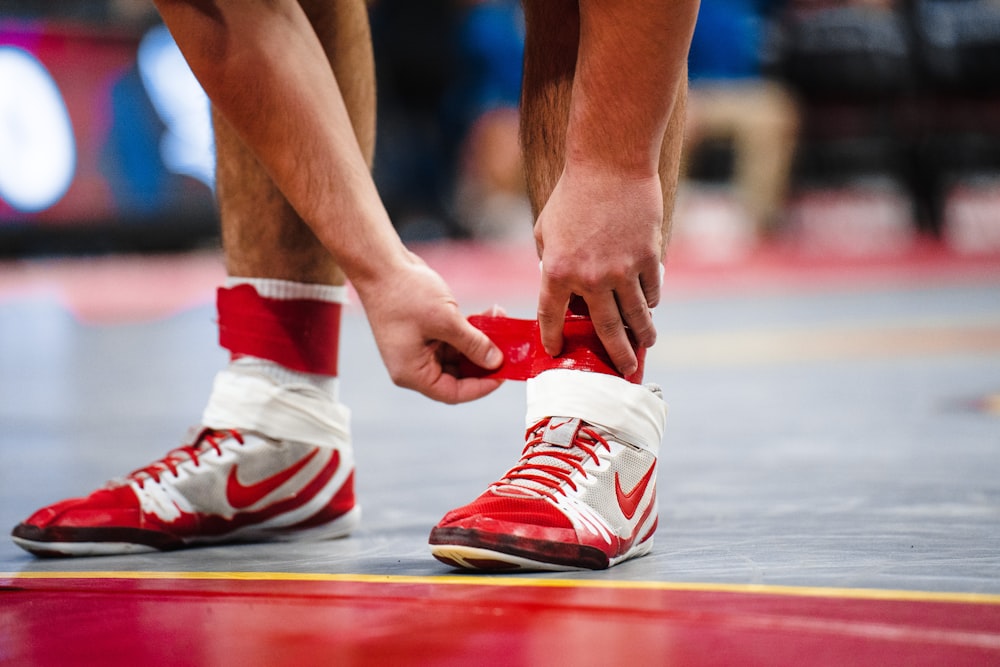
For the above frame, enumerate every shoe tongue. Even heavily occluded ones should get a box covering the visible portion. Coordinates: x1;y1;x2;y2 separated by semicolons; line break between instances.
492;417;585;498
541;417;582;448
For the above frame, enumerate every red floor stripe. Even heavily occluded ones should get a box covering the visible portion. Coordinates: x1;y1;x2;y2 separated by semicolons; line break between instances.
3;574;999;666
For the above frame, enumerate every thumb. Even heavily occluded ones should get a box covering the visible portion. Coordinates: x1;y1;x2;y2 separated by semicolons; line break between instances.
452;318;504;370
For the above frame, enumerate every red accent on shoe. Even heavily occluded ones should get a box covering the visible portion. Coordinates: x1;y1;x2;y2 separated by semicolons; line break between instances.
188;448;344;538
217;284;341;375
615;463;656;521
457;315;645;384
288;471;356;530
226;448;320;510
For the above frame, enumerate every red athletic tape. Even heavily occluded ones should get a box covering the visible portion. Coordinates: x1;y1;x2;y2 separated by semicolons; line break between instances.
217;285;341;376
458;315;645;384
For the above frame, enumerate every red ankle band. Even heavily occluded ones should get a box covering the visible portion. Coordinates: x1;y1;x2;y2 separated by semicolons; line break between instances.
458;315;645;384
217;284;342;375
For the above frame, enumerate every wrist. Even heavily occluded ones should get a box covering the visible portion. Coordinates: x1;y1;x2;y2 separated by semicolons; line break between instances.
348;246;419;303
562;147;659;182
561;154;661;190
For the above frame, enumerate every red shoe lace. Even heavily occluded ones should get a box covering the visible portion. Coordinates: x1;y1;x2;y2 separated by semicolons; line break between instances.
128;429;244;485
491;418;610;502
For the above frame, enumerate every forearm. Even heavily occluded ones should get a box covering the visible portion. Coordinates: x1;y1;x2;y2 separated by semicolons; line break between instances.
153;0;409;287
568;0;699;176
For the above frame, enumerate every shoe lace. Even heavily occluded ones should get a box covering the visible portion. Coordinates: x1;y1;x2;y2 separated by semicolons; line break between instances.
490;418;610;503
128;429;244;485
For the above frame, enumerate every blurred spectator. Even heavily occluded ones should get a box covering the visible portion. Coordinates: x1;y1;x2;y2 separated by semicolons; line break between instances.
369;0;461;240
770;0;919;254
912;0;1000;252
1;0;159;29
683;0;800;238
449;0;530;242
108;0;161;30
772;0;914;191
369;0;527;242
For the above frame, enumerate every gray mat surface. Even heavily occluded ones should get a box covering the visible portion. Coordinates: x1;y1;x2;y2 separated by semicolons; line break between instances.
2;276;998;592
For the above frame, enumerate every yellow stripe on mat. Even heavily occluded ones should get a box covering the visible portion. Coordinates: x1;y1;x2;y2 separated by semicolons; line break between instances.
5;570;1000;606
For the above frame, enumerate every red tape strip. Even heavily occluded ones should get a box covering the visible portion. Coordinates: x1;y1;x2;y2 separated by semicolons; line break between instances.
458;315;645;384
217;285;341;376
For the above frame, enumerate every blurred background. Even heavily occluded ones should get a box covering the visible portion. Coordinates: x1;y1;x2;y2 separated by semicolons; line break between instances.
2;0;1000;259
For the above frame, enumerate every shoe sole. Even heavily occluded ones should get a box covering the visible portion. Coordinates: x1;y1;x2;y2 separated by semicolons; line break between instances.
430;544;590;572
429;528;655;572
10;536;161;558
11;506;362;558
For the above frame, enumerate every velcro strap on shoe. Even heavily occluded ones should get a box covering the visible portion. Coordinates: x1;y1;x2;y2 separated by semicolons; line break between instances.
217;285;341;375
457;315;645;384
526;369;667;450
541;417;583;447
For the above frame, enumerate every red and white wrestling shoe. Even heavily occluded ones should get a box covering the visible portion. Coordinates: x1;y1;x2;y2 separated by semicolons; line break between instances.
430;368;668;571
12;371;358;557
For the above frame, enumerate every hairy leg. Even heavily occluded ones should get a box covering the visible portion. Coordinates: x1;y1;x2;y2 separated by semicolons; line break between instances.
519;0;578;233
216;0;375;285
520;0;687;259
657;64;687;252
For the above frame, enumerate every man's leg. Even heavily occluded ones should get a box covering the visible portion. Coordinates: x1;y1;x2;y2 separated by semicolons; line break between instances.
429;0;683;571
206;0;372;414
217;0;375;286
195;0;377;528
11;0;375;557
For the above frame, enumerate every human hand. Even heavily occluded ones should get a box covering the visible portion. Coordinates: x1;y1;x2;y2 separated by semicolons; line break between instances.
352;252;504;404
534;163;663;376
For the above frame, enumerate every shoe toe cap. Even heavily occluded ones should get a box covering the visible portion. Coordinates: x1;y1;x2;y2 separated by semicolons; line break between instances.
436;491;575;533
18;485;140;530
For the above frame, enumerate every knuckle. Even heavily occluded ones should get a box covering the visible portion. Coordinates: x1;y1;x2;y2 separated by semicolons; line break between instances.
387;362;417;390
611;350;636;374
582;269;618;293
536;306;556;322
388;370;409;388
630;319;654;340
593;316;621;337
465;335;493;363
537;304;565;327
623;302;648;322
634;325;657;348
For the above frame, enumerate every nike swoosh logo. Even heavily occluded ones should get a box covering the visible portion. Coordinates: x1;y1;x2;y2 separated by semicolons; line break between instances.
615;462;656;520
226;449;320;510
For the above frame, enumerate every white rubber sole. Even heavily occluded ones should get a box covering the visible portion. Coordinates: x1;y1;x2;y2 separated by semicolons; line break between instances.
10;537;160;558
430;538;655;573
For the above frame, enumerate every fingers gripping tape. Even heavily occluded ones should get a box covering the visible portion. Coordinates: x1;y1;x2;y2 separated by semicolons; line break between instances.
458;315;645;384
217;285;341;375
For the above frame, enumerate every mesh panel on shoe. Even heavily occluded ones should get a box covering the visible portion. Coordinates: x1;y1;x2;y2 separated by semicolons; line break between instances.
451;494;574;529
580;445;655;521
